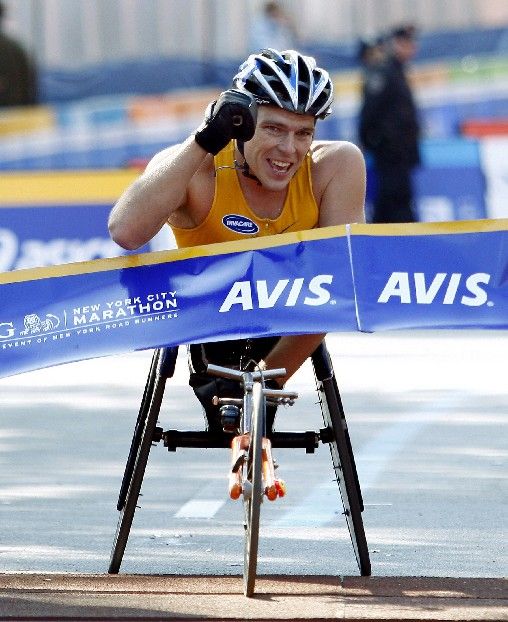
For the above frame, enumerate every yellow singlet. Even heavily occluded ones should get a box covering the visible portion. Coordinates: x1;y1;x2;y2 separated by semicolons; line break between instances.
171;140;319;247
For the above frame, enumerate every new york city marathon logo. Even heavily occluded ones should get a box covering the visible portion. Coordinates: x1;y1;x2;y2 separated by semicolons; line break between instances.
0;291;179;346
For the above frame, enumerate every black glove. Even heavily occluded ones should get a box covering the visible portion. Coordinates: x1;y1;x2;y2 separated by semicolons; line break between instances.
194;89;257;155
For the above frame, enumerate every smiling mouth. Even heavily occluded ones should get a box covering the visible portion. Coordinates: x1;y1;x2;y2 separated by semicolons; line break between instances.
268;158;292;175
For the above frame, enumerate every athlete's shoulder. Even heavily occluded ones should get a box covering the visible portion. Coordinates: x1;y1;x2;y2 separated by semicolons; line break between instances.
310;140;364;171
144;142;215;177
309;141;365;205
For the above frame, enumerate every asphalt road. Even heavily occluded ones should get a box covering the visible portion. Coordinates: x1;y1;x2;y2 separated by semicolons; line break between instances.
0;330;506;579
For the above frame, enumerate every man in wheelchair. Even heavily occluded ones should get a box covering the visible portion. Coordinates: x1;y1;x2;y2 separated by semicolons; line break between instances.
109;48;366;432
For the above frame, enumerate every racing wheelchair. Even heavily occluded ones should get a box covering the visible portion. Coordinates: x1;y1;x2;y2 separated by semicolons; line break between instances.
108;339;371;596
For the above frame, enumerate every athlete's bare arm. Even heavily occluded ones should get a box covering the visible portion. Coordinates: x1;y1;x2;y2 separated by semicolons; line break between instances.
108;137;210;250
109;89;257;250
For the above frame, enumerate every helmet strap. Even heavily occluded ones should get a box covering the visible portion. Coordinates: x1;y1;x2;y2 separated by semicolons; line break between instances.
237;141;261;185
214;141;262;186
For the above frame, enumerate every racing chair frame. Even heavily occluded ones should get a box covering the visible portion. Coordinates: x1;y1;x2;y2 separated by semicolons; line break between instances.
108;340;371;578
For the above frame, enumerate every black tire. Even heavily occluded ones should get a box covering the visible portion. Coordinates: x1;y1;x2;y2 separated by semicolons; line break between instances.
312;344;371;577
243;381;264;597
116;349;161;511
108;355;166;574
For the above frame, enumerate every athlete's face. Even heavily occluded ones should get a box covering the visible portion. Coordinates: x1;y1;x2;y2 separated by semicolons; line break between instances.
242;106;315;191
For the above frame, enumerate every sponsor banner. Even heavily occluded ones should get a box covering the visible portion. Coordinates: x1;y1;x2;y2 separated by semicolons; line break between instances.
0;221;506;380
0;205;125;271
350;221;508;331
0;170;146;271
479;137;508;219
364;166;486;224
414;166;486;221
0;229;356;379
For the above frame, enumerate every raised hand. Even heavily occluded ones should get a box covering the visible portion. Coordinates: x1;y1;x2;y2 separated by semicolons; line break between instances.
194;89;257;155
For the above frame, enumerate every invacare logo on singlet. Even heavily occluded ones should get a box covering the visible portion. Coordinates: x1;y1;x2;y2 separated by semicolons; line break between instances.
222;214;259;235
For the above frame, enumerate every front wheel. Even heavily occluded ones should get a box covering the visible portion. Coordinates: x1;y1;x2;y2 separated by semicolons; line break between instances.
243;382;264;597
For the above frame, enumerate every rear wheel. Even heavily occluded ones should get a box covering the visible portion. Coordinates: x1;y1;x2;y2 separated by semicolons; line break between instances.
319;375;371;576
108;355;166;574
116;349;160;512
243;382;264;597
312;342;371;576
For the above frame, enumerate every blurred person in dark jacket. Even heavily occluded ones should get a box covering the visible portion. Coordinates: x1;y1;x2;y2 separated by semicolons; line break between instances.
358;24;420;223
0;1;37;106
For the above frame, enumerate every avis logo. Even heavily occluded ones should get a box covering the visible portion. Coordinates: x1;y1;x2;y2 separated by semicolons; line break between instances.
219;275;333;312
377;272;492;306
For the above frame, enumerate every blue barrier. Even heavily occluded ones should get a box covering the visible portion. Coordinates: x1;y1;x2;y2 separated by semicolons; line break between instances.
0;221;506;380
414;165;486;221
0;171;148;271
0;205;147;272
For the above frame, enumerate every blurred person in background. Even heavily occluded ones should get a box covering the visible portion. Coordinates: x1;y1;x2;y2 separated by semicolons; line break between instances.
249;1;298;52
0;1;37;106
357;35;386;70
109;48;365;431
358;24;420;223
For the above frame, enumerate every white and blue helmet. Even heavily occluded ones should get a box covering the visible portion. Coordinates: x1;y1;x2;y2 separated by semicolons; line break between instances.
233;48;333;119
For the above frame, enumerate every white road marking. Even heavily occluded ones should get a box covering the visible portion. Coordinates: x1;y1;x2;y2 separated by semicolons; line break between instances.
272;398;462;528
174;499;225;519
